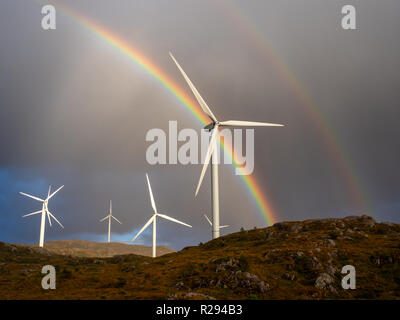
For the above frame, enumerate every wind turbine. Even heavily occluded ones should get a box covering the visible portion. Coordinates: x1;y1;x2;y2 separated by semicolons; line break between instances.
204;214;229;237
100;200;122;243
131;173;192;258
170;52;284;239
20;185;64;247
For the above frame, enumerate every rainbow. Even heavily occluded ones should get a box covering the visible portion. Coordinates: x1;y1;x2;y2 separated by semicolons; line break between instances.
55;4;278;225
213;0;369;214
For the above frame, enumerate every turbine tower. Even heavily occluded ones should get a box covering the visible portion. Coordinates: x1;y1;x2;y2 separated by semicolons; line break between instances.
100;200;122;243
131;173;192;258
20;185;64;247
204;214;229;237
170;52;284;239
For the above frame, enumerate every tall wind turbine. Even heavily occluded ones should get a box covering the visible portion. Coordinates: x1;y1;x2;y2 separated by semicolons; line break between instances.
100;200;122;243
170;52;284;239
204;214;229;237
131;173;192;258
20;185;64;247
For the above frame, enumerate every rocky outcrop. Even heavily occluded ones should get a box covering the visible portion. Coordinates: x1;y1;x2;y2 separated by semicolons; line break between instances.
225;271;270;293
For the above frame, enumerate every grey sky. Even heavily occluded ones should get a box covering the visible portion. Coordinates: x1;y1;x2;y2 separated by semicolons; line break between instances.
0;0;399;249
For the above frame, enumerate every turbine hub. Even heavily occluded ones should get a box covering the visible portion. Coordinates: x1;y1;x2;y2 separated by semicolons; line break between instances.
204;122;218;131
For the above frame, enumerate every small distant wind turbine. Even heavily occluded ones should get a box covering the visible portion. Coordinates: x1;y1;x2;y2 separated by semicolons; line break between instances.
20;185;64;247
131;173;192;258
170;52;284;239
100;200;122;243
204;214;229;236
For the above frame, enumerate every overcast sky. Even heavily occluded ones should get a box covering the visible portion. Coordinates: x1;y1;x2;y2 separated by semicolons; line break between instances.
0;0;399;250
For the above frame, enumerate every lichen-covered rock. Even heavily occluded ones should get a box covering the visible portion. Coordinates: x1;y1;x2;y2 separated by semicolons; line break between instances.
325;239;336;247
174;281;185;289
315;273;335;291
290;224;303;233
231;271;270;293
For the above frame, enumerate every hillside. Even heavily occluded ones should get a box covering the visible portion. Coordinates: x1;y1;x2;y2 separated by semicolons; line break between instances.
1;215;400;299
21;240;174;258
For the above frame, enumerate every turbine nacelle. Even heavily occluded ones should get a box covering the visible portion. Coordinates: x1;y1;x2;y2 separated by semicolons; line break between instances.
204;122;218;131
20;185;64;229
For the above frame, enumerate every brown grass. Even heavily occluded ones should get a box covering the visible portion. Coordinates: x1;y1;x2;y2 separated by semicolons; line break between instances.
1;215;399;300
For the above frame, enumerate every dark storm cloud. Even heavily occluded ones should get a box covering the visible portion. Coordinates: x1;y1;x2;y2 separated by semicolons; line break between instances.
1;0;400;249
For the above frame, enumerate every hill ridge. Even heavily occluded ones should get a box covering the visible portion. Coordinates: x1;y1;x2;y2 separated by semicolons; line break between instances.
14;239;175;258
1;214;400;299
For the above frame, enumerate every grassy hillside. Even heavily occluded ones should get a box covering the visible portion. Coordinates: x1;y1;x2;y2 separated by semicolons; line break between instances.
1;215;400;299
22;240;174;258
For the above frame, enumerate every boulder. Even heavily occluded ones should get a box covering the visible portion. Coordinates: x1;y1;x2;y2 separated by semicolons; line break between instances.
315;273;335;292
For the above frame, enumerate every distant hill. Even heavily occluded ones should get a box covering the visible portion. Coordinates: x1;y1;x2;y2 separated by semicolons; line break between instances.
20;240;175;258
1;215;400;299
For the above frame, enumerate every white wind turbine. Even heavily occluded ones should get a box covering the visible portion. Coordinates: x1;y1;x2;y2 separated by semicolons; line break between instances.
131;173;192;258
100;200;122;243
170;52;284;239
20;185;64;247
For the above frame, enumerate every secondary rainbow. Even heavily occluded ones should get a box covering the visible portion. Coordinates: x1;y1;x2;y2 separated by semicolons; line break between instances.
212;0;369;214
57;4;278;225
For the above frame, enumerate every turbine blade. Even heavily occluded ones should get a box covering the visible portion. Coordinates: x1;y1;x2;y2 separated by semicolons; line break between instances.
47;185;64;200
47;186;51;198
46;210;64;228
157;213;192;228
204;214;212;226
22;210;42;217
100;215;109;222
220;225;230;229
111;215;122;224
169;52;218;122
131;215;155;242
46;211;52;227
195;128;218;196
219;120;284;127
110;200;112;214
146;173;157;213
19;192;44;202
